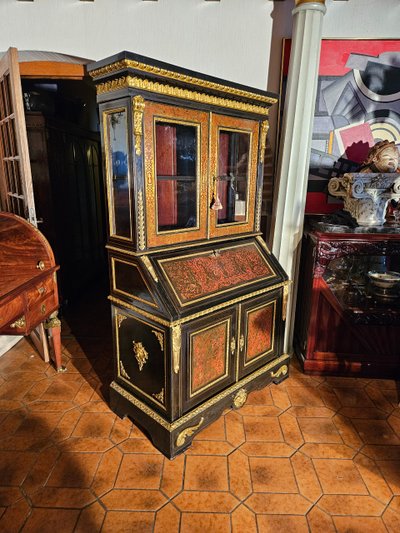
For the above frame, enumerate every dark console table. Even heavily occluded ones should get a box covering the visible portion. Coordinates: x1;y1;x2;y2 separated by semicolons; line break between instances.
294;223;400;377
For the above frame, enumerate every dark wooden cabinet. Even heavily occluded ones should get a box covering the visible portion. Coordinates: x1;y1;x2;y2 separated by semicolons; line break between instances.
294;227;400;378
89;51;289;458
25;112;106;302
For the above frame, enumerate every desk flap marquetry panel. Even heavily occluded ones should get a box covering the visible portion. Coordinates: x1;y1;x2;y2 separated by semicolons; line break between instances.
155;239;281;312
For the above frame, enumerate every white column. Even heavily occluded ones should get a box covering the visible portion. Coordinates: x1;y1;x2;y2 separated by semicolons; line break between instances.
272;0;326;353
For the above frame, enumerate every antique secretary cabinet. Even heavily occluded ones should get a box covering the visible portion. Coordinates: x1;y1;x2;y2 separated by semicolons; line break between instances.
88;52;289;458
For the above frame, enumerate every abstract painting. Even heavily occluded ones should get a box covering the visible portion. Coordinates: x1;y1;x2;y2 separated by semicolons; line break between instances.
280;39;400;213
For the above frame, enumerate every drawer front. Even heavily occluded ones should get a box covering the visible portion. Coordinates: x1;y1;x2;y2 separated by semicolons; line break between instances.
26;291;58;329
238;289;284;379
182;307;237;412
113;307;168;413
26;275;55;309
0;294;25;330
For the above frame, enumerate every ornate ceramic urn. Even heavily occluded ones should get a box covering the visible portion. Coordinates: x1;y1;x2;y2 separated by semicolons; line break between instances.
328;173;400;226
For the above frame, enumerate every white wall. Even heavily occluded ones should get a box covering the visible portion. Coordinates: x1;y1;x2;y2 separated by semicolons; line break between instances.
1;0;398;98
323;0;400;38
0;0;275;90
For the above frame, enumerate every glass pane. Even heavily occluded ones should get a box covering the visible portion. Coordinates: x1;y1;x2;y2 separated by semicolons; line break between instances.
216;130;250;225
155;122;197;232
107;110;130;238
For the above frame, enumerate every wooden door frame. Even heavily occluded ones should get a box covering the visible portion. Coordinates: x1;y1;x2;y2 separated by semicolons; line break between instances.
0;47;37;224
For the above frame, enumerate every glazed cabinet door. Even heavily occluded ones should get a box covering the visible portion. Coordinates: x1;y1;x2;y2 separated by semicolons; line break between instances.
181;306;237;412
112;306;168;415
102;102;134;243
143;101;209;248
238;289;284;379
209;114;259;239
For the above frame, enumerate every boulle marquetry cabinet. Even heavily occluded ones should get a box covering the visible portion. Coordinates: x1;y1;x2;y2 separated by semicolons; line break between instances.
88;52;289;458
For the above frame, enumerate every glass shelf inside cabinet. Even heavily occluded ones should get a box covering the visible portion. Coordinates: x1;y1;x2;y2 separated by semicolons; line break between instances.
323;254;400;325
155;121;198;232
216;129;250;225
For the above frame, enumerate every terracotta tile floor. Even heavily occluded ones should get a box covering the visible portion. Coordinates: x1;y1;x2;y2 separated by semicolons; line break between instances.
1;298;400;531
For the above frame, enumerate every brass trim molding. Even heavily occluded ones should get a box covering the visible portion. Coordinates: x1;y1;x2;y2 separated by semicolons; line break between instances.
239;334;245;352
171;324;181;374
176;417;204;447
230;336;236;355
152;330;164;350
90;59;278;106
140;255;158;282
255;188;263;233
256;236;271;254
152;388;165;405
233;388;247;408
44;312;61;329
96;76;270;116
117;314;127;328
10;316;26;329
110;296;171;326
105;231;264;257
132;340;149;371
137;190;146;251
133;95;145;156
259;120;269;164
109;280;288;327
119;361;131;380
271;364;289;379
109;352;289;431
282;281;291;321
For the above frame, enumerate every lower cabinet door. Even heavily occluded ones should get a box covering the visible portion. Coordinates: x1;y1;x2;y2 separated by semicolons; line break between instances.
238;289;283;379
182;307;237;412
112;306;168;413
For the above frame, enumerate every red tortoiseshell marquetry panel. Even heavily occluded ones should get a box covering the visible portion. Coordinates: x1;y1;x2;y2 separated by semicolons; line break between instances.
159;242;275;306
246;302;275;363
190;320;229;396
